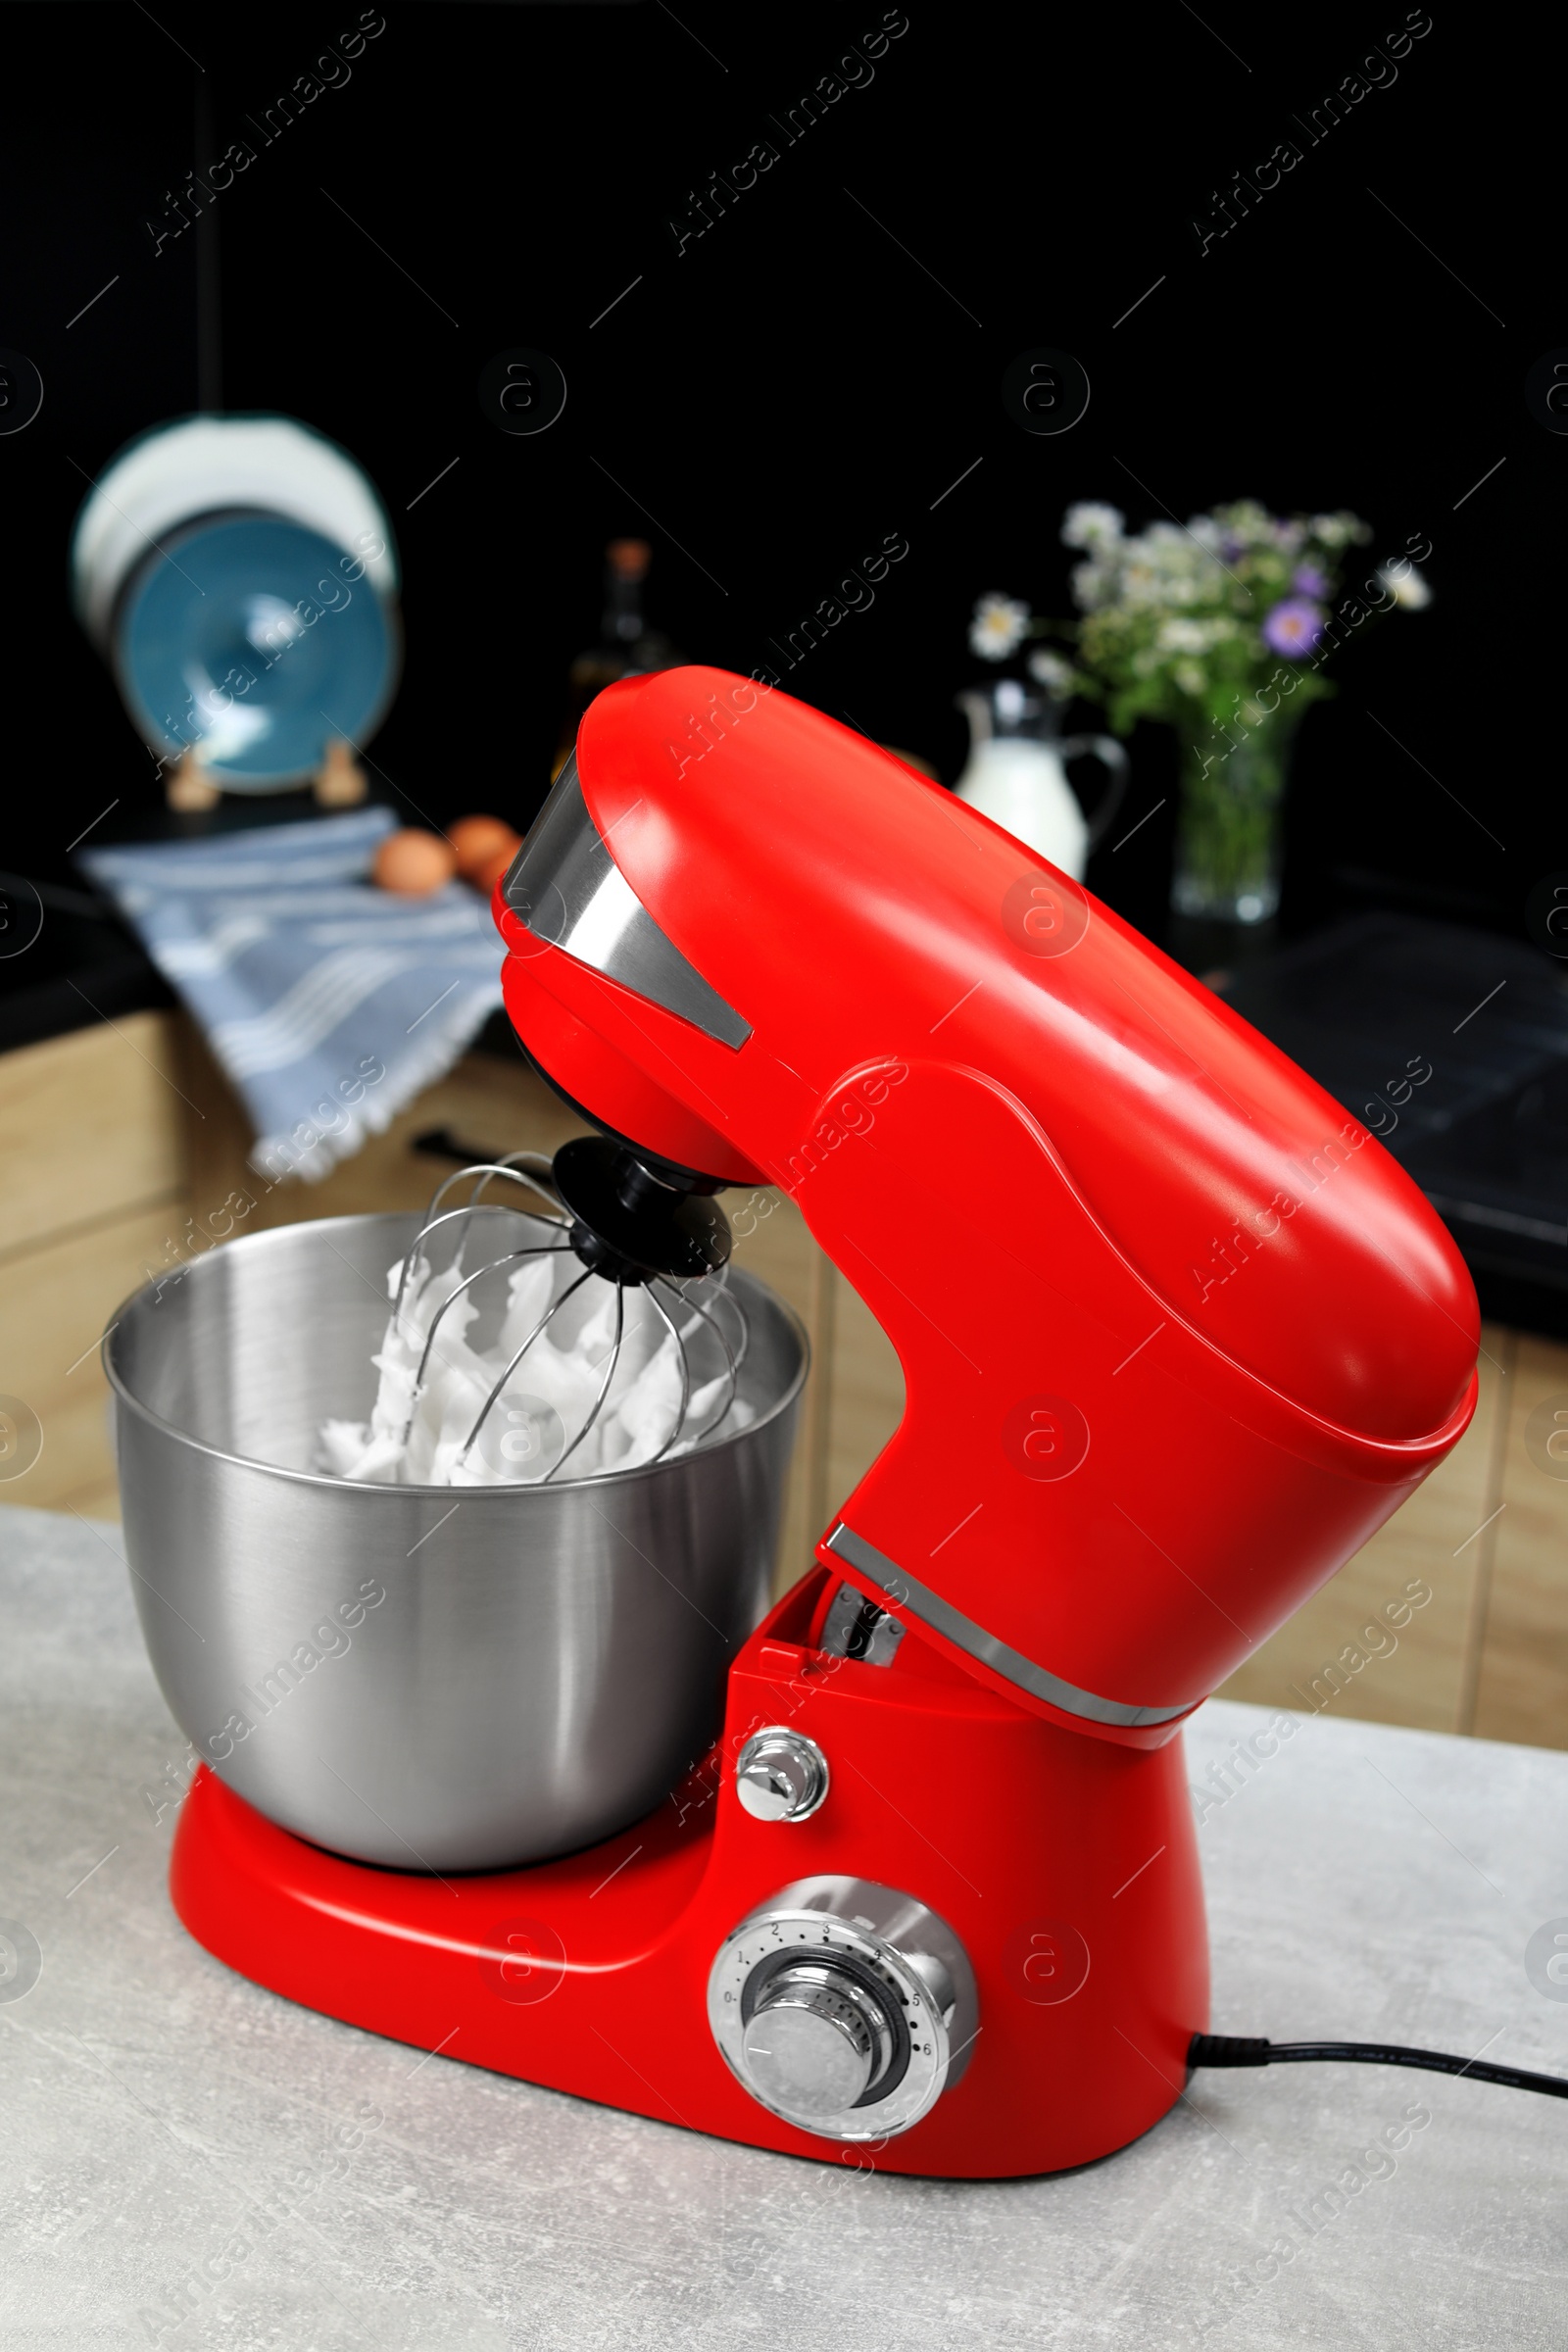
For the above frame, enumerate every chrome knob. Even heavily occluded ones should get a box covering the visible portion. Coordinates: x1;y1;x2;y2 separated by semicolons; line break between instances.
742;1961;895;2114
734;1728;829;1823
708;1876;979;2141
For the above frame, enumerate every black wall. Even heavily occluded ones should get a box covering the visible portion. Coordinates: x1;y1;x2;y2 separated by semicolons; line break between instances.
2;3;1556;952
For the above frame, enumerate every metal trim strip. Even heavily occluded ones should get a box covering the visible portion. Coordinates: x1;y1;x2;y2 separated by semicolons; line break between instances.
504;753;752;1049
823;1523;1193;1729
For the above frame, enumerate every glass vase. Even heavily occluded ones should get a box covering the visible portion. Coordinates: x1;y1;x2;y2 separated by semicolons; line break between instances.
1171;720;1296;926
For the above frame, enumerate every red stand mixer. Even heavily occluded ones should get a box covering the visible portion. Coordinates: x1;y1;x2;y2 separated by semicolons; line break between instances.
164;666;1478;2178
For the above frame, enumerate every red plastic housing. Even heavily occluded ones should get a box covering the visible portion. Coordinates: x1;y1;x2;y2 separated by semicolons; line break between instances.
497;669;1479;1725
172;1571;1207;2179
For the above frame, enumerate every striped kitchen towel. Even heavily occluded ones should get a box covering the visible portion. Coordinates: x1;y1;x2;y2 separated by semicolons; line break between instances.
80;808;506;1181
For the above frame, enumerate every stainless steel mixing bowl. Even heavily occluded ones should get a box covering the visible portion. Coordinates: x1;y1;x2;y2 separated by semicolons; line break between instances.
105;1210;807;1871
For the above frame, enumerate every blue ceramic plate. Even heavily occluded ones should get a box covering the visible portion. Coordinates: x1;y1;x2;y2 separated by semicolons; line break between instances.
115;513;399;790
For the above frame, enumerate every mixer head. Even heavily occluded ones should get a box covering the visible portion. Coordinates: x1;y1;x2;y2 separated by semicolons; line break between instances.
492;667;1480;1733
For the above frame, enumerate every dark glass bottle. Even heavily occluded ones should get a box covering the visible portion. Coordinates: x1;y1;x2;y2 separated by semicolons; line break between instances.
553;539;682;779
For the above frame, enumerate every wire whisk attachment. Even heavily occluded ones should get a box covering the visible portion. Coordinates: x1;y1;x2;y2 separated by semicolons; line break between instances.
369;1144;751;1486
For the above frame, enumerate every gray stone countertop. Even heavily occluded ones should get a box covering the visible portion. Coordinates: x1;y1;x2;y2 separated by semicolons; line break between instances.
2;1502;1565;2350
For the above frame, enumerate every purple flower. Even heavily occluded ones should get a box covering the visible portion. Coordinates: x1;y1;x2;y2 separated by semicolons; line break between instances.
1262;597;1327;659
1293;564;1329;599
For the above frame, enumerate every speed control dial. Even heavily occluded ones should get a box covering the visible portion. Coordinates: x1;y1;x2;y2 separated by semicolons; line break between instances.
743;1958;895;2114
708;1876;977;2140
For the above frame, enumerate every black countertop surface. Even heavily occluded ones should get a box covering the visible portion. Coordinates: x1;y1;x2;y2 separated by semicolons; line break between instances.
1216;911;1568;1334
0;872;173;1055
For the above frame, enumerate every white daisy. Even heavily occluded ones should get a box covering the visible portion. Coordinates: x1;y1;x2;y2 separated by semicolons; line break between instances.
969;592;1031;661
1157;618;1211;653
1220;500;1273;546
1378;564;1432;610
1070;561;1113;611
1061;503;1125;551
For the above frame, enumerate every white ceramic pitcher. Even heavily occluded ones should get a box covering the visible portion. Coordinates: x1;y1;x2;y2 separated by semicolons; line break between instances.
954;679;1129;878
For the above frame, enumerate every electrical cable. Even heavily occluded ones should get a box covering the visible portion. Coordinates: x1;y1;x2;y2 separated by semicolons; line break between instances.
1189;2034;1568;2101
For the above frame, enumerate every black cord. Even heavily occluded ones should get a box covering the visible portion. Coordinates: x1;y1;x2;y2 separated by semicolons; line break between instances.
1189;2033;1568;2101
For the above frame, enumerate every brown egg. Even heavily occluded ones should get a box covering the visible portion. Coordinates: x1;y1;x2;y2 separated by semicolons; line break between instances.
372;828;458;896
470;833;523;897
449;814;519;882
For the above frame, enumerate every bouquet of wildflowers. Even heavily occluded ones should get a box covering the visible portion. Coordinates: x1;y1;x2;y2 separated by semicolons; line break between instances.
967;501;1431;920
971;501;1429;736
1061;499;1426;735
